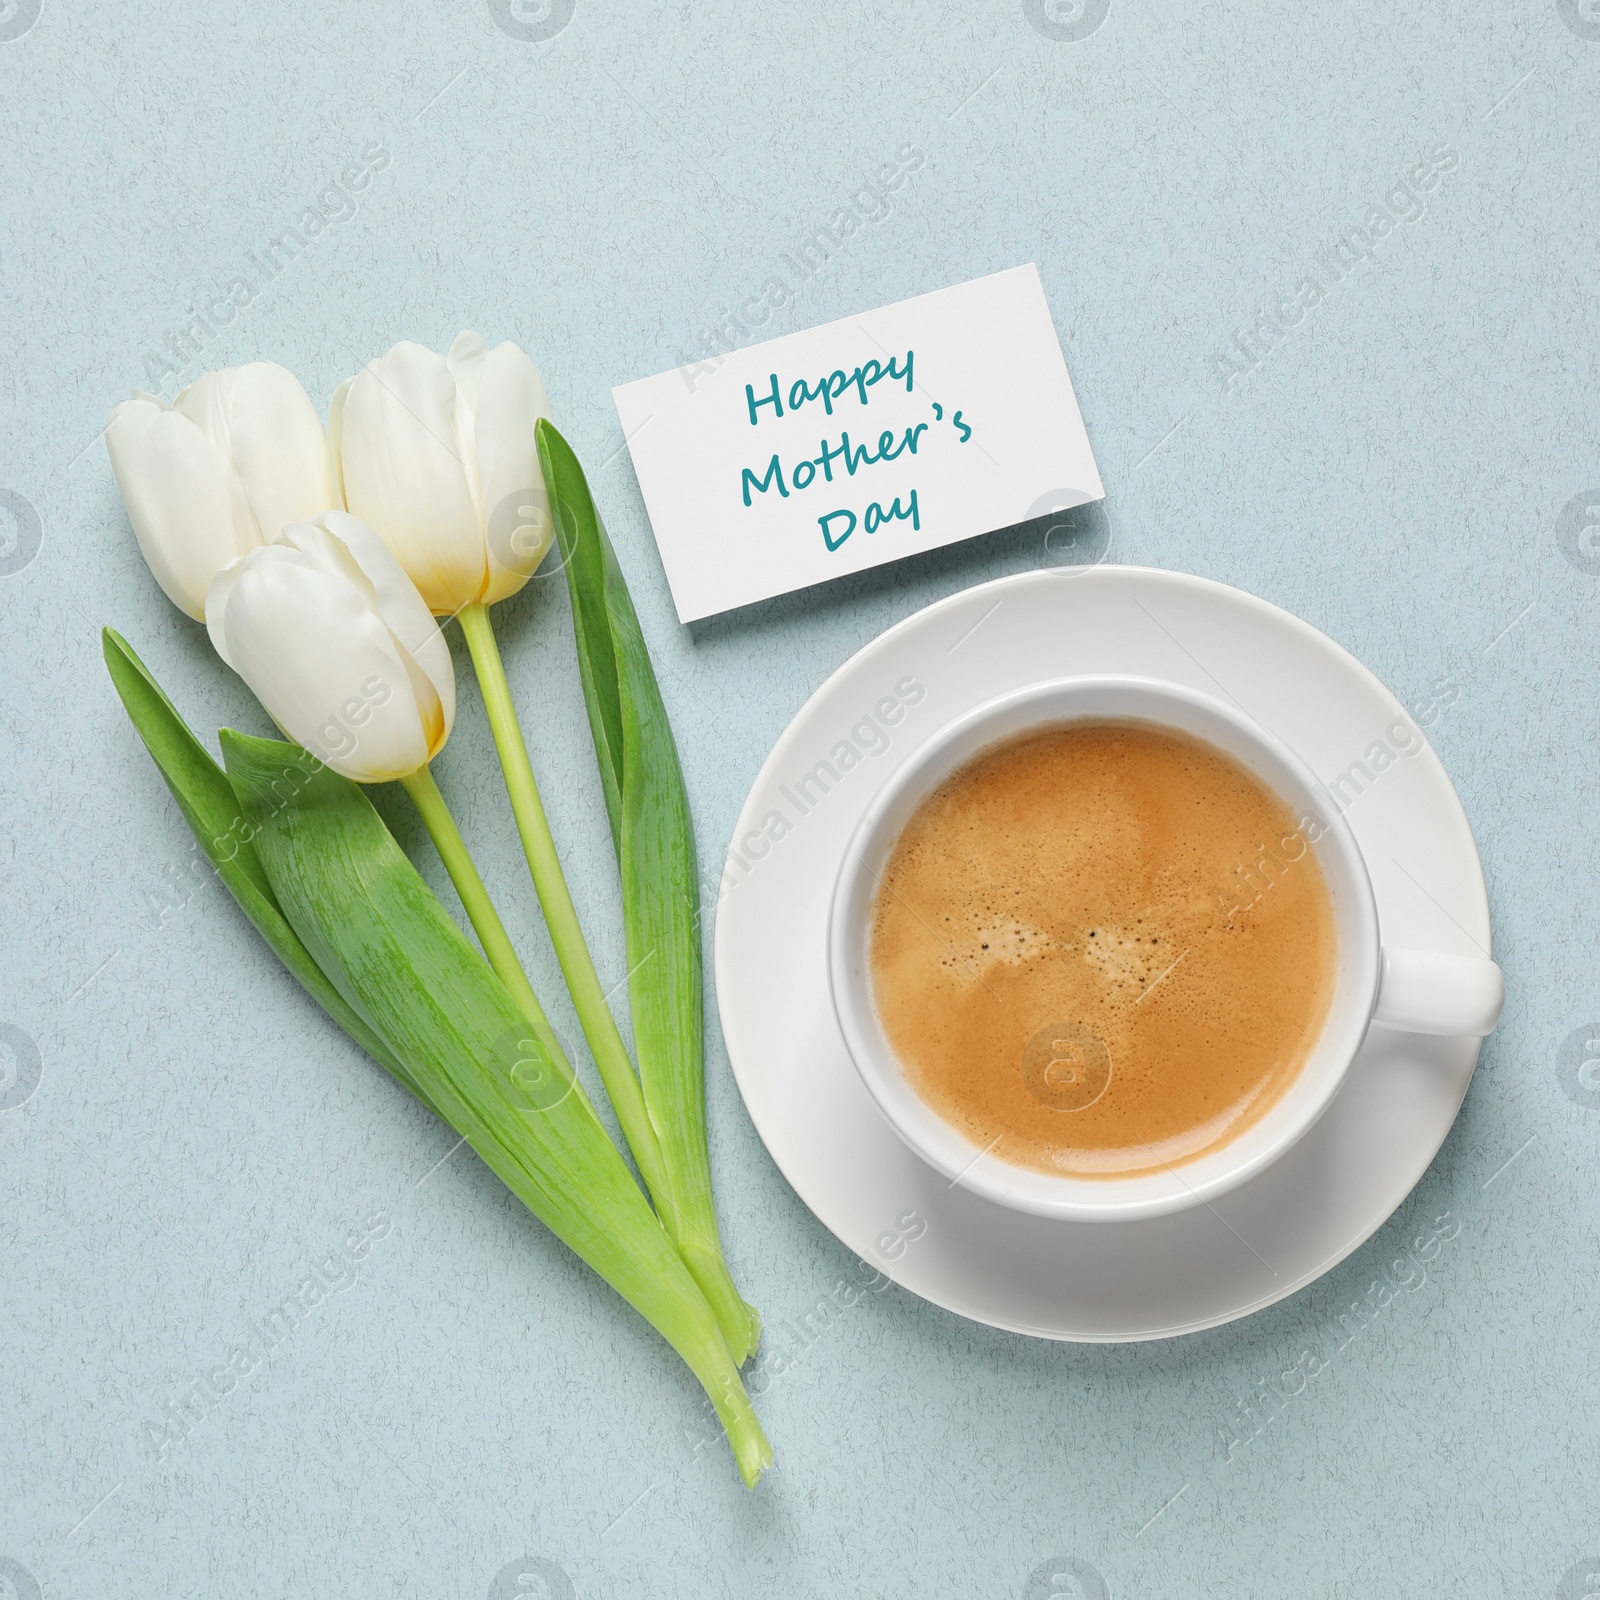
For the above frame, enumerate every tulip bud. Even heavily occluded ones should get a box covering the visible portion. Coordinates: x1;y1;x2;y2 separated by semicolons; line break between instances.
329;332;555;614
206;511;455;783
105;363;340;619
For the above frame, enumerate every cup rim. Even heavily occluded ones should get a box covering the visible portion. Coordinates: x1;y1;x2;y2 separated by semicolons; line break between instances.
826;673;1382;1222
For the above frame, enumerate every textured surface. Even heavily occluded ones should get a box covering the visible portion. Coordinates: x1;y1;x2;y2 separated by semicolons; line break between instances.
1;4;1595;1597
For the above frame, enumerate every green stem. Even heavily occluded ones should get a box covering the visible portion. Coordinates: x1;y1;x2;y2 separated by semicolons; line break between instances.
692;1348;773;1488
392;770;769;1479
227;733;769;1485
458;602;675;1216
399;763;563;1068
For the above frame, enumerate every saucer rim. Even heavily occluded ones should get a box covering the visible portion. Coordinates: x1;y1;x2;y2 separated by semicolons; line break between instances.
714;563;1487;1342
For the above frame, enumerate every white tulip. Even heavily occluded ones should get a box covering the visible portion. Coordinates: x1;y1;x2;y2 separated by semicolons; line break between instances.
105;363;340;619
205;511;455;783
329;332;555;614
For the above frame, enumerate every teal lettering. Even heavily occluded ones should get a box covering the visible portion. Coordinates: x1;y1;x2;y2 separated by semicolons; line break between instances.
952;410;970;443
793;458;816;490
746;374;783;426
741;455;789;506
819;509;856;551
776;352;915;420
878;423;928;463
863;491;920;535
817;423;932;479
848;359;883;406
789;376;828;412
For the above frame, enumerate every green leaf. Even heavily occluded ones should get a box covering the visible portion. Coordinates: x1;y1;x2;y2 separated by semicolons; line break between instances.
219;729;770;1485
538;421;760;1362
101;627;423;1103
546;432;627;854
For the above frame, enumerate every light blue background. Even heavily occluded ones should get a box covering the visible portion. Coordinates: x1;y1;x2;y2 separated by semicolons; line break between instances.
2;4;1597;1596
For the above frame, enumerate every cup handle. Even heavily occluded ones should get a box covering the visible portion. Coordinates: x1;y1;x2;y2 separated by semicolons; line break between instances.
1372;947;1504;1037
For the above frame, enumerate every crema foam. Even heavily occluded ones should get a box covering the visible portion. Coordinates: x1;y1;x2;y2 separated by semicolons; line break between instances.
868;721;1337;1178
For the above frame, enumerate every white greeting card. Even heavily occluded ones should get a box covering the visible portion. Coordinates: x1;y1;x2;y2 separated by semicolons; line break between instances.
612;264;1104;623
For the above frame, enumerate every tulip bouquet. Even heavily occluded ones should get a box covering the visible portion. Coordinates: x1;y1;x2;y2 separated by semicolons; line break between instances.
102;340;769;1483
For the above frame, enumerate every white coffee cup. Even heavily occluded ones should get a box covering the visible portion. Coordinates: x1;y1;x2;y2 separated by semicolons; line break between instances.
827;676;1503;1223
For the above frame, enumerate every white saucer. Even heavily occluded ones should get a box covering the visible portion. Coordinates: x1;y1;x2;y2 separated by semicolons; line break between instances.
714;567;1490;1341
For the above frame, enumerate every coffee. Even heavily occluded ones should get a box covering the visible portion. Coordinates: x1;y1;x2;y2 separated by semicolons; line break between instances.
868;720;1336;1178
